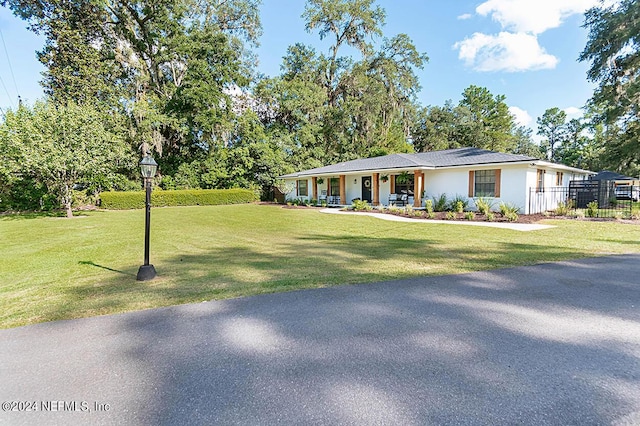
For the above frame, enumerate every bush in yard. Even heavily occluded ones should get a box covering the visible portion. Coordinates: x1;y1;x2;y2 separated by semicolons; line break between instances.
388;205;401;214
424;199;434;214
449;195;469;213
586;201;599;218
464;211;475;220
0;177;57;212
432;193;448;212
555;201;569;216
486;212;495;222
352;199;372;211
100;188;257;209
445;211;456;220
504;211;518;222
475;197;494;215
499;202;520;216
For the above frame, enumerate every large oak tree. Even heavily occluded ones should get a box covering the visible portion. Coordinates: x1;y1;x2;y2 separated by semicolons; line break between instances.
580;0;640;175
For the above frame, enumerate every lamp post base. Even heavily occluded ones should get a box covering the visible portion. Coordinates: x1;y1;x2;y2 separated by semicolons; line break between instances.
136;264;157;281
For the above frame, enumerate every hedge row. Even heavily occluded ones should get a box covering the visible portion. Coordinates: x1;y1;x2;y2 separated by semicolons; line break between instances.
100;188;258;210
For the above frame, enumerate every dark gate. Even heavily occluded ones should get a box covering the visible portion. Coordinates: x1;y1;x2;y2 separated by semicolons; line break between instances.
568;180;614;208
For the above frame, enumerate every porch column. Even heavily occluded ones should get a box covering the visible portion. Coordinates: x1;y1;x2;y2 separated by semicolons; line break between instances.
414;170;423;207
390;175;395;194
339;175;346;205
373;172;380;206
312;177;318;200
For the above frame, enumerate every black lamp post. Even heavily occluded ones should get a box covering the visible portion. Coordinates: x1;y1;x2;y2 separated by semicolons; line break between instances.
136;152;158;281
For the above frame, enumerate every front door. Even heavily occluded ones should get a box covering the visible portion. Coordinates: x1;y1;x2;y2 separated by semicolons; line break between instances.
361;176;372;203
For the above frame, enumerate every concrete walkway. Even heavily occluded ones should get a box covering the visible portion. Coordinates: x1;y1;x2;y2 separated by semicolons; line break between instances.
320;208;555;231
1;255;639;425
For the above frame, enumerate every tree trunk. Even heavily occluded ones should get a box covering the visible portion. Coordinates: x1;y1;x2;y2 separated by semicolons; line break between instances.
63;183;73;218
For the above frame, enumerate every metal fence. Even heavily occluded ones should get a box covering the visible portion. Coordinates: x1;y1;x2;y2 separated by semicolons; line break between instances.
529;181;638;218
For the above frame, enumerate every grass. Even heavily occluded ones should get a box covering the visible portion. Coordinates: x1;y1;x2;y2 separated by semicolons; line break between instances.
1;204;640;329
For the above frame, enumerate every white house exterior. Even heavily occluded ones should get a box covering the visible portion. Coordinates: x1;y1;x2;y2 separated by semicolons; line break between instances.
280;148;593;214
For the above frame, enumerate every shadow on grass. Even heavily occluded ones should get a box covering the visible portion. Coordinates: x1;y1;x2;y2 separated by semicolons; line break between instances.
0;211;67;221
596;238;640;246
0;210;103;221
30;235;592;328
78;261;135;277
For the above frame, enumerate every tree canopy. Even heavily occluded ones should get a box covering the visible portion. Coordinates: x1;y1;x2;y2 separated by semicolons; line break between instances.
580;0;640;175
3;0;640;213
0;100;133;216
411;86;527;155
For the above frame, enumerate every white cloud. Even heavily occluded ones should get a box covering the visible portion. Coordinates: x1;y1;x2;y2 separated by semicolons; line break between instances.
454;32;558;72
563;106;582;118
509;106;532;126
475;0;598;34
454;0;596;72
458;13;473;20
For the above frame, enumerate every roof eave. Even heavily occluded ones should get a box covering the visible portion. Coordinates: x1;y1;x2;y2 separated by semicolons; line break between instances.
530;160;595;175
279;158;595;179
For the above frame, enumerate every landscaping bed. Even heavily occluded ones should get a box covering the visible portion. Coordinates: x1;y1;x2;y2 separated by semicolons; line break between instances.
360;209;639;225
280;203;639;225
380;209;548;224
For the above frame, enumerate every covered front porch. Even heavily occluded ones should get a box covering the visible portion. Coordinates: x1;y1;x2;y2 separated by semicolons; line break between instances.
286;170;426;208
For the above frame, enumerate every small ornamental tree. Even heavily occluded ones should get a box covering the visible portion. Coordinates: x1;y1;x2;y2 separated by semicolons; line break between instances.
1;101;132;217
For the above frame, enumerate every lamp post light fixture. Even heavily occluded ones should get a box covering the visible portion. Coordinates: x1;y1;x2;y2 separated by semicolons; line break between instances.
136;152;158;281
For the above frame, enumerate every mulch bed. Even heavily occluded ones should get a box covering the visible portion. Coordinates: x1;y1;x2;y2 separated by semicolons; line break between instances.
274;203;639;225
383;211;639;225
375;210;546;224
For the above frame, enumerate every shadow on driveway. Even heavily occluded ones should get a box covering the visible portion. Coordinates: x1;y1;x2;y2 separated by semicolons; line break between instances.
1;255;639;425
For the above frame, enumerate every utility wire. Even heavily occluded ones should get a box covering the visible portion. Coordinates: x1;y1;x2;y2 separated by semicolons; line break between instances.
0;28;21;100
0;74;15;109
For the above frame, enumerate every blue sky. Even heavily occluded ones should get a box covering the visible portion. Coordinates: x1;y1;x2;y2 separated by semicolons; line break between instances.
1;0;597;134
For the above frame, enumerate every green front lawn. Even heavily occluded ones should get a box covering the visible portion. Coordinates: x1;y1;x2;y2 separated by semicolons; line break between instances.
1;204;639;329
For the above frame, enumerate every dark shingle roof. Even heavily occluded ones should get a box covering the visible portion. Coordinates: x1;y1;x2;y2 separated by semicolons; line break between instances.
281;148;537;178
410;148;535;167
590;171;635;181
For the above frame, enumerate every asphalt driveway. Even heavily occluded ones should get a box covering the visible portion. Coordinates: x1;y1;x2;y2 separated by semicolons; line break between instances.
1;255;639;425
